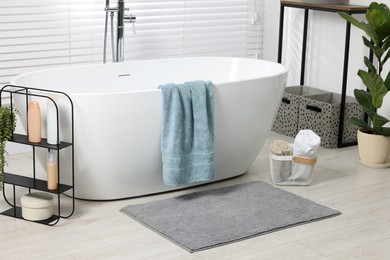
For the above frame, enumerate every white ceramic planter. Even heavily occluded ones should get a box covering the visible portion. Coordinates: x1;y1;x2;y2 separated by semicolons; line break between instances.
357;129;390;166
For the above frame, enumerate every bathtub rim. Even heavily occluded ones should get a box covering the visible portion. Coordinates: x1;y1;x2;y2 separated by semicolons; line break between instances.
10;57;288;96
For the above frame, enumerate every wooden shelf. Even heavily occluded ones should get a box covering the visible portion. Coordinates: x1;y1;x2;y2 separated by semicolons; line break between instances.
280;1;368;13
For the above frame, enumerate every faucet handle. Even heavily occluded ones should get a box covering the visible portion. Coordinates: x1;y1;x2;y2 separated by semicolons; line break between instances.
124;14;136;34
124;14;136;23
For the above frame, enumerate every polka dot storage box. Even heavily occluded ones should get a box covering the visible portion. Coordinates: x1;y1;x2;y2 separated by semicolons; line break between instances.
272;86;329;138
298;93;364;148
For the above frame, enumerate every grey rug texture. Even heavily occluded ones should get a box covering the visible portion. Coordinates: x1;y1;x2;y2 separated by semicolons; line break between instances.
120;181;340;252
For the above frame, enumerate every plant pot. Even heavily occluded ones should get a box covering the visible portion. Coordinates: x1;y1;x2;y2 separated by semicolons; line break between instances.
357;129;390;166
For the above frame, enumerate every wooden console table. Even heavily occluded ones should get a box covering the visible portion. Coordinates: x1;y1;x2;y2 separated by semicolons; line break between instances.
277;0;368;147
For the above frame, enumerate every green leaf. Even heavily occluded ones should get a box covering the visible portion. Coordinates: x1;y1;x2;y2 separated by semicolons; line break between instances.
367;3;390;41
338;12;364;29
0;107;16;188
354;88;373;111
338;12;379;46
382;48;390;66
363;36;384;59
385;71;390;91
375;126;390;136
347;117;371;130
367;8;387;39
363;56;376;73
366;3;386;26
365;109;390;128
357;70;387;109
362;22;380;46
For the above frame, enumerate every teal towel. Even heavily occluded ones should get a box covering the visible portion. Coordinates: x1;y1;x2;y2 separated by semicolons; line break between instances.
159;80;215;186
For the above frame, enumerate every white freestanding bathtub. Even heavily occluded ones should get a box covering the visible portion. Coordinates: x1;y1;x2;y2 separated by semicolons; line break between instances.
11;57;287;200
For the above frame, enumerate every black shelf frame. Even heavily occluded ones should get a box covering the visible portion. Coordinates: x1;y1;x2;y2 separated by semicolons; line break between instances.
0;85;75;226
3;173;73;193
2;207;59;225
277;1;368;148
11;133;72;150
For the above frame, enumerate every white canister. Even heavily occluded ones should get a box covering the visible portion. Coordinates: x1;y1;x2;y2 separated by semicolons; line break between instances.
21;192;54;221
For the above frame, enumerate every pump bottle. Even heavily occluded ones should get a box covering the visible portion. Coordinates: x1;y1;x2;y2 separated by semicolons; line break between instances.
47;151;57;190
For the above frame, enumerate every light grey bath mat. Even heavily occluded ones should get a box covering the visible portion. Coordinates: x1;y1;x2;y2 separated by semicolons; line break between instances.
120;181;340;252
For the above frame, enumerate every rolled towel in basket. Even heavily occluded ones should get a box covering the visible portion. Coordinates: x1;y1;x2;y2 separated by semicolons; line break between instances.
287;130;320;182
292;129;320;157
269;140;292;156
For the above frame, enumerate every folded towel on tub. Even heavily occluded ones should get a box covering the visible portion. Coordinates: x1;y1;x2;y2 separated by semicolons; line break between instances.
158;80;215;186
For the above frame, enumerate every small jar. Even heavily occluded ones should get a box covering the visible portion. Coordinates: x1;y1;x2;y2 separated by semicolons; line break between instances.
21;192;54;221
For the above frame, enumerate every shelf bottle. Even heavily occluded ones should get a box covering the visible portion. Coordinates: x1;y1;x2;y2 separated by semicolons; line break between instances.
47;96;59;145
27;101;41;143
47;151;58;191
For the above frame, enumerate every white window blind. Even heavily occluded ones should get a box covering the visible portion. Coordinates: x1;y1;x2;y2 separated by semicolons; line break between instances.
0;0;264;85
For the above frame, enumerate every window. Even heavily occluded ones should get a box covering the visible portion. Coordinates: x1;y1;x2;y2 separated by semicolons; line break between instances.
0;0;264;85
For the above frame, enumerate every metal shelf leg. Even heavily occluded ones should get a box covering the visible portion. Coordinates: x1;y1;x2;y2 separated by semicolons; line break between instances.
338;16;352;147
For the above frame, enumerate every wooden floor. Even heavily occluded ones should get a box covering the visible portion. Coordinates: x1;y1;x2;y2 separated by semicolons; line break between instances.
1;132;390;259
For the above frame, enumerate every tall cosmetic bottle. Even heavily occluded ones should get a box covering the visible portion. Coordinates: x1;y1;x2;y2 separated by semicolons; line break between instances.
28;101;41;143
47;151;58;190
47;96;59;145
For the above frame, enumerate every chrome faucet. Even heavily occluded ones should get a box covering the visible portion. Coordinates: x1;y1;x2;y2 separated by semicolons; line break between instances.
103;0;136;63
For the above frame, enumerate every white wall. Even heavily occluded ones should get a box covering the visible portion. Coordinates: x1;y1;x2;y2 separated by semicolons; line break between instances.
262;0;390;120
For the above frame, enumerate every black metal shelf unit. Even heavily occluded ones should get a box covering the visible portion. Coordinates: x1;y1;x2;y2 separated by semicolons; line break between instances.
277;0;368;147
0;85;75;226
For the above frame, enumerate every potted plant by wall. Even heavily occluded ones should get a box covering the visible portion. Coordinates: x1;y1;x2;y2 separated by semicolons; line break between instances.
0;107;16;188
339;2;390;167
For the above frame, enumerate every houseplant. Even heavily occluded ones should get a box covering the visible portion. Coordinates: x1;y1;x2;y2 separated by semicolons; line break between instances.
339;2;390;165
0;107;16;188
